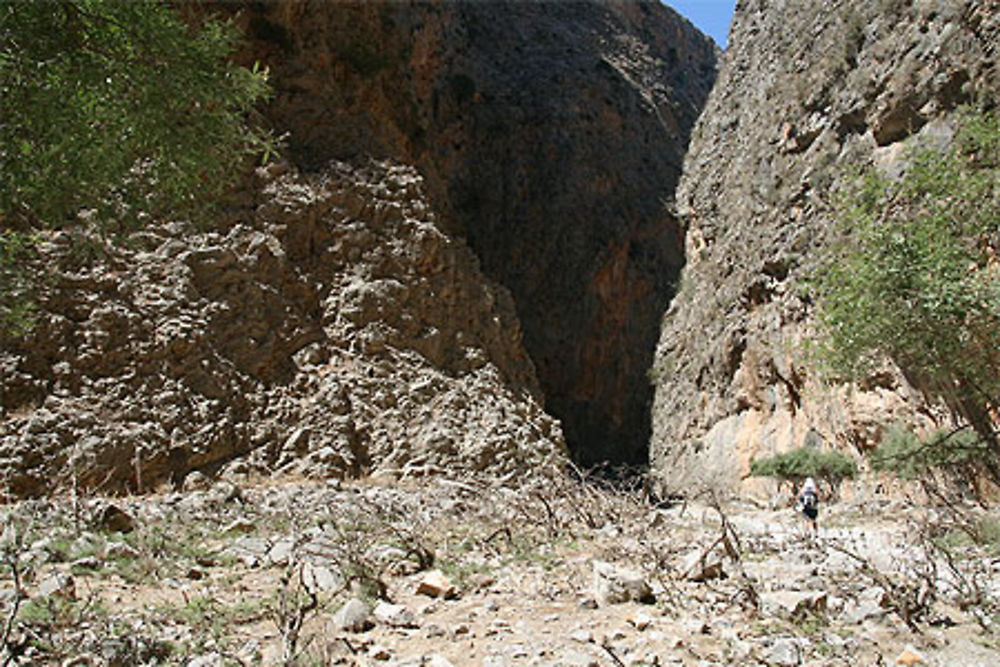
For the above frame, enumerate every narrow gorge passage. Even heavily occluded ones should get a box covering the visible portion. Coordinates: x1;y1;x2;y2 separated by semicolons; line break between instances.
239;1;718;468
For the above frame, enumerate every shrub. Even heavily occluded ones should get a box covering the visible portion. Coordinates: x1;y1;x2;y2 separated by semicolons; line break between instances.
750;447;857;487
1;1;274;335
871;424;987;480
812;109;1000;464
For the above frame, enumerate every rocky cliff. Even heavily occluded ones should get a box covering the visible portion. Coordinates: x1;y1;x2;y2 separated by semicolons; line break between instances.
235;0;717;466
651;0;999;493
0;161;566;496
0;1;716;495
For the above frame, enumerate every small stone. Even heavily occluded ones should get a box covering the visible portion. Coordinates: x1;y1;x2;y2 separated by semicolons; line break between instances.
266;537;296;566
207;481;241;503
221;518;256;535
896;646;926;666
762;638;801;667
564;652;601;667
71;556;101;571
185;653;224;667
334;598;372;632
761;590;827;619
416;570;458;599
91;501;136;534
424;656;455;667
39;573;75;600
570;628;594;644
425;624;447;638
302;563;343;593
104;541;139;560
683;618;710;635
452;623;471;637
373;601;418;628
593;560;654;604
186;567;206;580
182;471;212;492
628;611;653;631
579;596;599;609
369;644;391;660
845;586;888;624
680;548;725;582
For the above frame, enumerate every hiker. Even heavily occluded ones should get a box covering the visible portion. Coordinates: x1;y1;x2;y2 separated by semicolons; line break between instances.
797;477;819;536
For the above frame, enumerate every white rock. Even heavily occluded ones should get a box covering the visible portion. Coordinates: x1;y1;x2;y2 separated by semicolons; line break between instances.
844;586;887;624
628;611;654;631
680;548;725;582
38;573;75;600
760;590;828;619
300;563;341;593
266;537;296;566
104;541;139;559
592;560;654;604
762;637;802;666
424;656;455;667
185;653;224;667
222;518;256;535
334;598;372;632
373;601;418;628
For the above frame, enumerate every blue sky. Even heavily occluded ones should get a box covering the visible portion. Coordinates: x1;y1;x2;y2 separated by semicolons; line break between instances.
665;0;737;48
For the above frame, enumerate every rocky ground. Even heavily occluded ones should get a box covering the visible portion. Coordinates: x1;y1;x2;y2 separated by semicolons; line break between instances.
2;472;1000;666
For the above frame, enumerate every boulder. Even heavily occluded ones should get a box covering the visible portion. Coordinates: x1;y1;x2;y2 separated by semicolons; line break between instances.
760;590;828;619
761;637;803;666
38;573;75;600
680;548;726;582
373;601;418;628
333;598;372;632
416;570;458;599
91;501;136;534
592;560;654;604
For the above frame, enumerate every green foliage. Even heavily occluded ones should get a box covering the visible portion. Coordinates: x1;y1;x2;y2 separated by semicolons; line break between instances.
749;447;857;485
0;231;37;336
813;109;1000;448
0;1;273;231
871;425;987;480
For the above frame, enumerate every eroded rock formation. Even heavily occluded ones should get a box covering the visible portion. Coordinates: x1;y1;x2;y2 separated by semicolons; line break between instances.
0;162;564;496
0;1;717;495
236;0;717;465
651;0;999;492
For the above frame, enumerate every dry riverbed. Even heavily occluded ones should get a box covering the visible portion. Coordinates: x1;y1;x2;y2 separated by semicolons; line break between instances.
2;473;999;666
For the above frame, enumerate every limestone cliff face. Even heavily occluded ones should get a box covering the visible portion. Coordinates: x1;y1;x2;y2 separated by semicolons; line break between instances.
651;0;999;493
0;1;716;495
0;162;566;496
236;0;717;465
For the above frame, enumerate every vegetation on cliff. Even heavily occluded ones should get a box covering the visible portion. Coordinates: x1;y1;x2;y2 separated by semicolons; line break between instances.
0;0;272;333
815;110;1000;473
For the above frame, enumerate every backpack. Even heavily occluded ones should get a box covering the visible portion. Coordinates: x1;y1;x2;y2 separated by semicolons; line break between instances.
802;490;817;510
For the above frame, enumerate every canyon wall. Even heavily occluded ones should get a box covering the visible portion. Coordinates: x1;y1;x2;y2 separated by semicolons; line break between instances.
237;0;717;466
0;1;716;495
651;0;999;493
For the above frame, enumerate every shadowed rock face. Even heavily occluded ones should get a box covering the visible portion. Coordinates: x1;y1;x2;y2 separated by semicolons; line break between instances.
0;1;717;496
650;0;999;493
236;0;717;466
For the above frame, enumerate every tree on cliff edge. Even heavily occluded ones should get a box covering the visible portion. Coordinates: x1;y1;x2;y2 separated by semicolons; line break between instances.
0;1;272;333
815;110;1000;472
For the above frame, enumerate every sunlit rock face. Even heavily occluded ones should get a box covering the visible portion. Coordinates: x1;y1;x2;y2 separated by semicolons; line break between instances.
651;0;999;494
